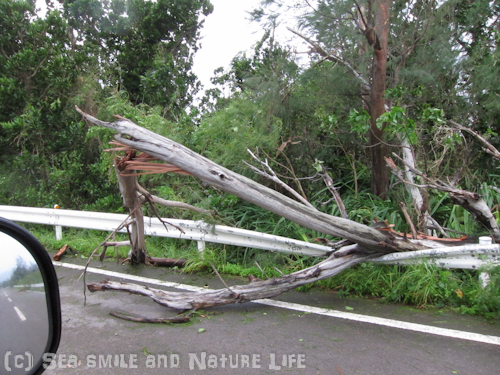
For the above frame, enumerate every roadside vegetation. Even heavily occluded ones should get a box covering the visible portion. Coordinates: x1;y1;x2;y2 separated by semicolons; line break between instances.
2;1;500;317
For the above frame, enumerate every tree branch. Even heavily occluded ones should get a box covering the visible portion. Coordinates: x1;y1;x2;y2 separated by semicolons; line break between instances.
287;27;370;93
244;148;317;211
450;120;500;161
88;252;375;311
136;183;212;215
76;106;422;254
386;155;500;241
321;165;348;219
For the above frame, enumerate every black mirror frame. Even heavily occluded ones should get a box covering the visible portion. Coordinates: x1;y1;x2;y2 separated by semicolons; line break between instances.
0;217;61;375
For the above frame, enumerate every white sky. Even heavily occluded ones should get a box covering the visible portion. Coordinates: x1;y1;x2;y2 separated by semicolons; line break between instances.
193;0;265;93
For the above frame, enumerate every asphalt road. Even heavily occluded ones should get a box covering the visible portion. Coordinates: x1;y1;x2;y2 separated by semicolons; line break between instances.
33;257;500;375
0;286;49;375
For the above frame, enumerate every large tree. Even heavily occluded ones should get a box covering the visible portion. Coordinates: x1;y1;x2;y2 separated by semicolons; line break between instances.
62;0;213;115
251;0;461;198
0;0;213;208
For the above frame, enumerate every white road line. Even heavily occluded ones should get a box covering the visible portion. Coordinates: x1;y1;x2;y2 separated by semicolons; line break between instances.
7;297;12;302
53;261;206;292
54;261;500;346
14;306;27;321
255;299;500;346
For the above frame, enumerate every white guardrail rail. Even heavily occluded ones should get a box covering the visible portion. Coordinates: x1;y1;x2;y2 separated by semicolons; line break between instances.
0;205;330;257
1;205;499;271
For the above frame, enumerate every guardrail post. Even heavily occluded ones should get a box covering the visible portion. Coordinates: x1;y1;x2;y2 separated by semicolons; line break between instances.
479;236;492;288
55;225;63;241
53;204;62;240
197;240;206;255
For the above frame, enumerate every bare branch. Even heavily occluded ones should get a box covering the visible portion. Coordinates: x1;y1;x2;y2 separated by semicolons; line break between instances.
255;261;270;280
424;213;450;239
399;202;417;240
244;148;318;211
110;311;190;324
450;120;500;161
136;183;212;215
209;263;235;297
386;156;500;241
135;183;185;234
321;165;348;219
88;252;376;311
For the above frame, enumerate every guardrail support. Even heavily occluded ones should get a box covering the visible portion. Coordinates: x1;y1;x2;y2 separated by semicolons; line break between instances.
479;236;492;288
197;240;206;254
53;204;62;240
55;225;62;241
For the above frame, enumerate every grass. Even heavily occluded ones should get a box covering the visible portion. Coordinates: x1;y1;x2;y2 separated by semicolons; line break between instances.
25;224;199;261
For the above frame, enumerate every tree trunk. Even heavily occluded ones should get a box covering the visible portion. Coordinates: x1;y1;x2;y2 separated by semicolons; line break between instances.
88;251;374;311
77;107;424;255
115;164;146;264
369;0;390;198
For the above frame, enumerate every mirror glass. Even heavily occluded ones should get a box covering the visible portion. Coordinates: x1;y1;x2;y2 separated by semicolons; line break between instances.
0;232;49;375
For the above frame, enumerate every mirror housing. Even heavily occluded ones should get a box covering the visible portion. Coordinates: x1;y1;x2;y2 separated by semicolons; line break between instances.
0;217;61;374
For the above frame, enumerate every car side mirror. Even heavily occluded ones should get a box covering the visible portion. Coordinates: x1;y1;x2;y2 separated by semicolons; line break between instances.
0;217;61;374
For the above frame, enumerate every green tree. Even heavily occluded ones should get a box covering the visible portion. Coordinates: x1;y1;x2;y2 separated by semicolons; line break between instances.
0;0;213;209
63;0;213;116
252;0;461;198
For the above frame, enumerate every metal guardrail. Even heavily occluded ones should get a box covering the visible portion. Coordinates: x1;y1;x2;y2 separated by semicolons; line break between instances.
371;244;500;270
1;205;499;271
0;205;331;257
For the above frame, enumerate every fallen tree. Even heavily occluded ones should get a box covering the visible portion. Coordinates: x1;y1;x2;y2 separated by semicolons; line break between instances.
76;107;495;312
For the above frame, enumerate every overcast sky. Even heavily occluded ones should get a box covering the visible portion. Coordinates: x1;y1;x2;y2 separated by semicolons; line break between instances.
192;0;265;93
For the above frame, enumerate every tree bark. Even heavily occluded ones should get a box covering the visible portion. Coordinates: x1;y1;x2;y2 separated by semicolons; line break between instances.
369;0;390;198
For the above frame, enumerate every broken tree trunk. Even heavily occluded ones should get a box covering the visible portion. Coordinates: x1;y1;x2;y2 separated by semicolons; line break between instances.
115;159;147;264
76;107;422;254
76;107;442;312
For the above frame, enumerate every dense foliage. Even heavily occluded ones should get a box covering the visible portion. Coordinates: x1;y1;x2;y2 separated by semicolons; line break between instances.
0;0;212;209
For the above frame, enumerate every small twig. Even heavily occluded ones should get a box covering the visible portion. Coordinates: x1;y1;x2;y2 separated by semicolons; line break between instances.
99;241;131;263
245;149;318;211
81;208;139;305
254;261;270;280
136;183;185;234
424;212;450;238
399;202;418;239
272;148;309;201
273;267;284;276
321;165;348;219
209;263;235;296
